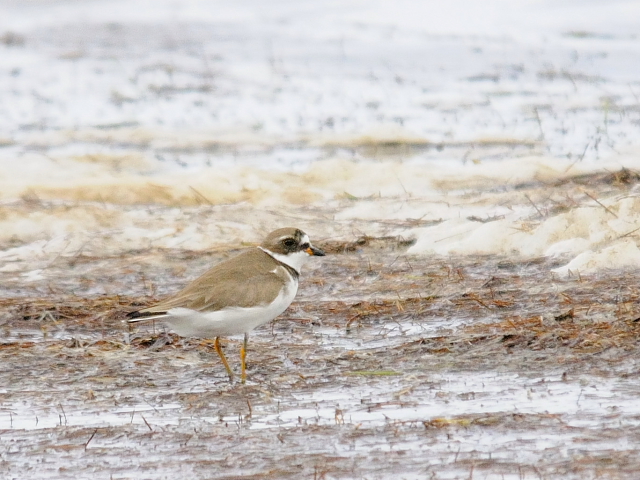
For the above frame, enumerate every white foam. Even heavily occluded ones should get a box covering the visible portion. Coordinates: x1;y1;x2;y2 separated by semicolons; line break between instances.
408;169;640;271
0;0;639;275
553;239;640;276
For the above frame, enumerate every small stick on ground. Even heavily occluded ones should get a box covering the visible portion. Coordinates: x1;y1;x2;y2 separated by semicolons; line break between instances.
85;428;98;450
141;414;153;431
524;194;545;218
582;190;618;218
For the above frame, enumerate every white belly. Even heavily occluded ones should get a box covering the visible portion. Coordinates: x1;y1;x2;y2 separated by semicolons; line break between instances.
162;281;298;338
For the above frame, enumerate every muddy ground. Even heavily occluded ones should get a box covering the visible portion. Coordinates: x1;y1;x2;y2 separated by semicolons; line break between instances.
2;236;640;479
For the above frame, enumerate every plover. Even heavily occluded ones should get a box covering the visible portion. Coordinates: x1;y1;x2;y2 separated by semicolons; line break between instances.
127;227;325;382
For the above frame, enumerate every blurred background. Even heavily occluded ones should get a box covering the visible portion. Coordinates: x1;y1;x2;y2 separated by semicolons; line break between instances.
1;0;640;279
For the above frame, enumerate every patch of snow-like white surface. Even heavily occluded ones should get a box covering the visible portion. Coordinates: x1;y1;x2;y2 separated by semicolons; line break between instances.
1;0;640;274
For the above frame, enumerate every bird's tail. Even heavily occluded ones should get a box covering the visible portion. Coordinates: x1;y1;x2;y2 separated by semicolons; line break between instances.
126;310;168;323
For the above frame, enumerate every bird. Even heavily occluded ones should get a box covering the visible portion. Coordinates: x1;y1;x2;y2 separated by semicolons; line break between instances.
127;227;325;383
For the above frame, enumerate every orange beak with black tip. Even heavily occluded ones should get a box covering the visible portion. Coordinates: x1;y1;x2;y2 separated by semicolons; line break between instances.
305;245;325;256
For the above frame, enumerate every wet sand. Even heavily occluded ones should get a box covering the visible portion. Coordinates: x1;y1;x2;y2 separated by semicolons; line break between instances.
3;232;640;479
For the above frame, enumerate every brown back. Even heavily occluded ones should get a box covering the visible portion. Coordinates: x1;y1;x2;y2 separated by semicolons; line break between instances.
139;248;293;314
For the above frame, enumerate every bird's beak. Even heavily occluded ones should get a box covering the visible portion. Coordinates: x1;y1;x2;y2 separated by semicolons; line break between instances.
305;245;326;256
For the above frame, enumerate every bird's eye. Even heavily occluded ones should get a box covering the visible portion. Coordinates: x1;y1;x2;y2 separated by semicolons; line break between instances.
283;239;296;248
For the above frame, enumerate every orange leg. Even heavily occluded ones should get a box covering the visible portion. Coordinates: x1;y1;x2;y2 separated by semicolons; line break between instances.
240;333;248;383
214;337;234;382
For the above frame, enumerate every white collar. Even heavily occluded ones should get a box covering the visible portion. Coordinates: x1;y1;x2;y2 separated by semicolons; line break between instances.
259;247;308;275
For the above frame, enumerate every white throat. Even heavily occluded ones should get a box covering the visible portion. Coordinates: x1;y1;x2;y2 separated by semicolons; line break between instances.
259;247;309;274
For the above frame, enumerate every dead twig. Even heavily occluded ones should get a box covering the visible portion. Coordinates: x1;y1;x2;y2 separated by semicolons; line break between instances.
581;189;618;218
85;428;98;450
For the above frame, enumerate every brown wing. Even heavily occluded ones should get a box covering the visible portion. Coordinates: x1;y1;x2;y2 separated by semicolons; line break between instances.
137;249;287;314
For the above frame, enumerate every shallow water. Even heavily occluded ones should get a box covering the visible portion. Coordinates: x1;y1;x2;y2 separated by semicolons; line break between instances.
3;252;640;478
